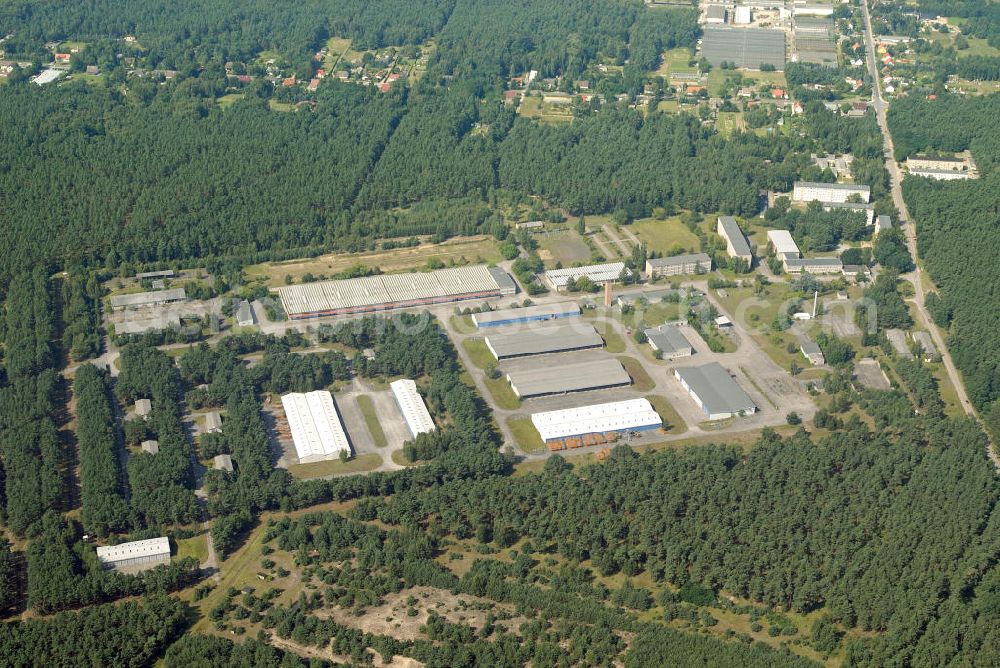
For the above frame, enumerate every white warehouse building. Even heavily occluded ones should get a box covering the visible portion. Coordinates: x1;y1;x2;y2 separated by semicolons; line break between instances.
281;391;352;462
390;379;436;438
96;536;171;573
530;399;662;443
543;262;630;291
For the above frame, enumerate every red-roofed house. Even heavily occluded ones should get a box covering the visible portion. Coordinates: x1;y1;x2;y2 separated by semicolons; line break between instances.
379;82;392;93
307;78;320;92
387;72;400;82
55;53;71;63
686;85;704;95
771;88;786;99
316;68;327;79
504;90;520;103
282;76;296;87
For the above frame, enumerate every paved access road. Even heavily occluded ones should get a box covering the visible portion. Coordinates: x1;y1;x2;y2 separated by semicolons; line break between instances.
860;1;996;469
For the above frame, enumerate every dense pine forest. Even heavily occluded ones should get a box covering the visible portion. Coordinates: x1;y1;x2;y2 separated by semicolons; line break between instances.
1;0;999;664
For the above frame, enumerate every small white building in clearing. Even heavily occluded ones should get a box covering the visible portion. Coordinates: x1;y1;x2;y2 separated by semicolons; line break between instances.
530;399;662;443
96;537;170;572
140;440;159;455
281;391;352;463
134;399;152;418
390;379;436;438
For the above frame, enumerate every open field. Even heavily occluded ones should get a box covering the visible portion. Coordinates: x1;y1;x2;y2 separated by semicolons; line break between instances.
323;37;353;69
536;229;592;267
175;533;209;564
286;452;381;479
507;416;544;453
717;111;746;138
244;235;501;286
707;69;786;96
653;47;698;77
631;217;701;256
518;95;574;123
268;100;298;113
357;395;388;447
656;100;680;113
217;93;244;109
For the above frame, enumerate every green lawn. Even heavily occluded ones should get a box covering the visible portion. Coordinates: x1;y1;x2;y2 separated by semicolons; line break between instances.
356;395;388;447
287;453;381;479
175;533;209;564
656;100;680;113
217;93;244;109
507;416;545;453
592;319;626;353
537;229;592;267
653;47;697;77
644;394;687;435
461;338;495;369
631;217;701;256
619;355;655;392
268;100;298;113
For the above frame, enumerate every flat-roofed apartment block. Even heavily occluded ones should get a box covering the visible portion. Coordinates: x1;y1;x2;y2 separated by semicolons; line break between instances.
281;391;351;462
905;156;970;179
531;399;662;444
543;262;630;291
792;181;870;204
485;323;603;360
674;362;757;420
110;287;187;311
821;201;875;226
506;357;631;399
643;325;693;360
783;257;843;274
96;536;170;573
716;216;753;263
645;252;712;278
390;379;436;438
276;265;511;319
472;302;580;328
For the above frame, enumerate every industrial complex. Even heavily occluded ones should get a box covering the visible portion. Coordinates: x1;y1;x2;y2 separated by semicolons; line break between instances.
485;323;604;360
506;357;631;399
276;265;516;319
389;379;436;438
96;536;171;573
530;399;662;445
674;362;757;420
280;391;352;462
472;302;580;328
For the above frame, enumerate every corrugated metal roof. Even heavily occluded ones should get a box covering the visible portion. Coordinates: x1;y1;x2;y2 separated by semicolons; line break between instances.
472;302;580;326
507;357;631;398
531;399;661;441
544;262;629;288
485;323;603;359
390;379;436;438
110;288;186;308
674;362;756;416
644;325;692;356
276;265;500;316
96;537;170;564
281;391;351;461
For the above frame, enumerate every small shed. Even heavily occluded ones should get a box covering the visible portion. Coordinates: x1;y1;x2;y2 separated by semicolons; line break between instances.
140;440;159;455
235;300;255;327
213;454;234;473
134;399;152;418
205;411;223;434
